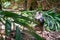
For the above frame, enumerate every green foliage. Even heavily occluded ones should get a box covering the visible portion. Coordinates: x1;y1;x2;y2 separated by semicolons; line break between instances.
15;26;22;40
3;1;11;8
20;8;60;31
26;31;45;40
41;8;60;31
0;7;60;40
0;10;44;40
5;20;11;36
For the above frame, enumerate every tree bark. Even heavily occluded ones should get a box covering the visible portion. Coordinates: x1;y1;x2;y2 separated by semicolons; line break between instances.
0;0;2;10
27;0;38;10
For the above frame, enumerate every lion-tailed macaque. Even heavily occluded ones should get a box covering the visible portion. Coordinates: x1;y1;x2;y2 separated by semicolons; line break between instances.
34;11;44;33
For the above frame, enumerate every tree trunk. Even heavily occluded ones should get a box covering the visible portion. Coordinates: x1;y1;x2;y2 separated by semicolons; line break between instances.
0;0;2;10
27;0;37;10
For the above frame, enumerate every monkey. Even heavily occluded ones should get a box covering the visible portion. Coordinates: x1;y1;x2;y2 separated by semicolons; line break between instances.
34;11;44;33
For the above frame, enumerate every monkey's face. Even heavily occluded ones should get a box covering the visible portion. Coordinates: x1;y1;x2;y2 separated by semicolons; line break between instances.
35;12;42;19
35;11;44;25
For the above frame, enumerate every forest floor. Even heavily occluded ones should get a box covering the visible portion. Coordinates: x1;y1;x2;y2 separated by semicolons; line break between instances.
36;30;60;40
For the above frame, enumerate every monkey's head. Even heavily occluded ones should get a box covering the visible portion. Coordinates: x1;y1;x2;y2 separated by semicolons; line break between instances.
35;11;44;25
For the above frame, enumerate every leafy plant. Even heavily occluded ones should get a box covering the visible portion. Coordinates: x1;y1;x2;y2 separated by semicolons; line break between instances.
41;8;60;31
21;8;60;32
21;8;60;31
0;10;44;40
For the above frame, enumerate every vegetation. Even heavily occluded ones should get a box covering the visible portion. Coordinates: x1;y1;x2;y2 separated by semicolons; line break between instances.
0;10;45;40
0;0;60;40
